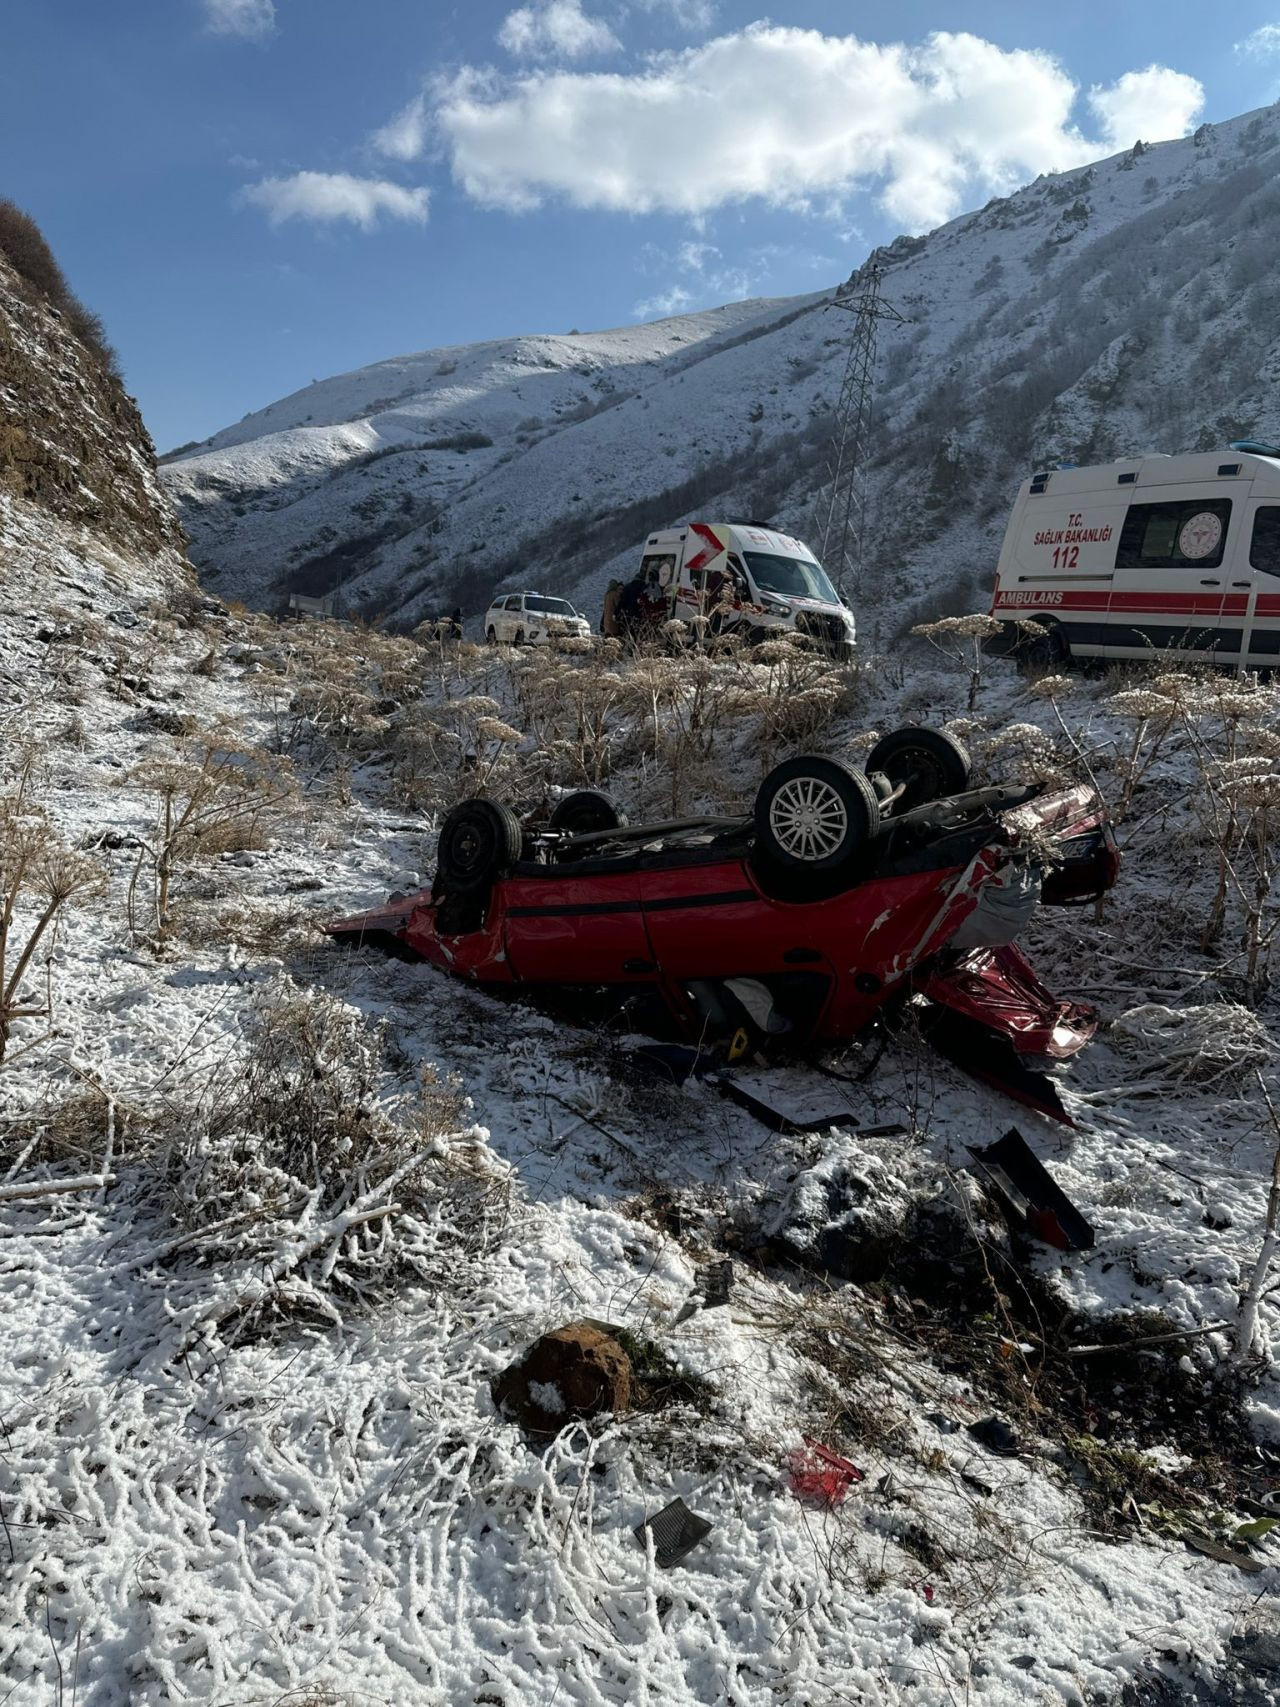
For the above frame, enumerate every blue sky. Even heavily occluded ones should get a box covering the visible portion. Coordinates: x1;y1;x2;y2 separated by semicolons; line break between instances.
3;1;1278;451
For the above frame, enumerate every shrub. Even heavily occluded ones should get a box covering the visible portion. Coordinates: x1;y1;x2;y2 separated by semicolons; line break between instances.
143;985;509;1339
0;199;120;376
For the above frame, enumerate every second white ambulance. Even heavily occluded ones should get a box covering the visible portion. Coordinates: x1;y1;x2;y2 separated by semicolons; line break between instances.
989;443;1280;669
637;522;855;658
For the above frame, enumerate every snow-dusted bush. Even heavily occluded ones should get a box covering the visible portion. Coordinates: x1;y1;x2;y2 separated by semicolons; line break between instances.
1110;1001;1273;1087
0;791;105;1059
127;728;297;936
146;985;508;1338
910;612;1004;711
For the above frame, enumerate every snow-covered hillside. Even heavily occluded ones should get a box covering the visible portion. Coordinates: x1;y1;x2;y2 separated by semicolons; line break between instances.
164;102;1280;633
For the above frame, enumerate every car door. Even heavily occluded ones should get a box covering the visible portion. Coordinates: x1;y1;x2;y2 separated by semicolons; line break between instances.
1241;500;1280;667
500;866;655;985
638;860;780;981
1108;492;1237;660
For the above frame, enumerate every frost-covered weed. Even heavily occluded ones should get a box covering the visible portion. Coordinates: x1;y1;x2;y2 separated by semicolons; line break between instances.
127;727;296;936
1110;1002;1273;1087
0;790;105;1059
911;611;1004;711
144;984;505;1337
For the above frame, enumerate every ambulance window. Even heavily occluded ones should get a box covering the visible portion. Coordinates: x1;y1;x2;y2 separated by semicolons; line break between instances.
1251;508;1280;577
1115;498;1231;570
640;554;669;579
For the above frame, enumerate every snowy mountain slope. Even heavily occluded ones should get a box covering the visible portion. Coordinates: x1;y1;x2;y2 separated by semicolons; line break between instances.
164;102;1280;632
161;292;822;613
0;244;186;584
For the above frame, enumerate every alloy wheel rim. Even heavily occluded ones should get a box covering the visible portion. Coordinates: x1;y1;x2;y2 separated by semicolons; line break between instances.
769;777;849;860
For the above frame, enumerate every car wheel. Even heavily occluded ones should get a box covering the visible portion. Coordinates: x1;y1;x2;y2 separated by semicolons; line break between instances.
514;628;526;646
486;626;497;646
549;790;628;836
865;727;971;811
753;754;879;874
1022;620;1070;671
436;798;524;892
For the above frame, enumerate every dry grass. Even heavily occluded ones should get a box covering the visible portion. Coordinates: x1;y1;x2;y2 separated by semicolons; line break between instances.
130;984;510;1339
168;896;327;959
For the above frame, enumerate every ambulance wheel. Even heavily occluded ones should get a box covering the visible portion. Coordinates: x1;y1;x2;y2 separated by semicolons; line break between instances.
753;754;879;876
549;790;628;837
1023;620;1069;670
436;799;523;893
865;728;971;811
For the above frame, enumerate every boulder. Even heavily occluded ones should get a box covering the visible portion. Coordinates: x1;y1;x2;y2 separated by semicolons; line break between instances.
492;1322;633;1434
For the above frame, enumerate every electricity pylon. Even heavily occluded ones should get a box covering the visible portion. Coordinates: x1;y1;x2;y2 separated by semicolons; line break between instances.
819;264;906;598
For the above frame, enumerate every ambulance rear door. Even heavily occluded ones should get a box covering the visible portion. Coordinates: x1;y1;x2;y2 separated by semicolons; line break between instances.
678;523;727;616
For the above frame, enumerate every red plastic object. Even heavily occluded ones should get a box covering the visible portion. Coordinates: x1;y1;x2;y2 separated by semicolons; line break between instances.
788;1437;865;1506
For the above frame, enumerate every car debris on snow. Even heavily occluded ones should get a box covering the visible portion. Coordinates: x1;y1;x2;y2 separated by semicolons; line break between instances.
633;1497;714;1568
968;1126;1096;1252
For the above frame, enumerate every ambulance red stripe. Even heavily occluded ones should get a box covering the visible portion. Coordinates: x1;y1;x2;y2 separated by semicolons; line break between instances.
994;591;1249;615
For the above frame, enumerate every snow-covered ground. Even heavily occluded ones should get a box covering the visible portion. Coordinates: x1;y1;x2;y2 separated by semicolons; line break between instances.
3;492;1280;1706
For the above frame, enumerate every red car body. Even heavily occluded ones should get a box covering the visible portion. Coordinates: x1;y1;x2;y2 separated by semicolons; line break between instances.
328;781;1117;1102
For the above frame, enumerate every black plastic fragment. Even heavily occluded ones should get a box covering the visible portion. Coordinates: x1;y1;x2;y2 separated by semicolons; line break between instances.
967;1415;1021;1456
702;1259;733;1308
634;1497;713;1567
968;1127;1095;1252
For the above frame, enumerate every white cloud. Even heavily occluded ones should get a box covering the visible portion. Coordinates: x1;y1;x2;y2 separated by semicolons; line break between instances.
240;172;430;229
1236;24;1280;58
633;0;717;26
635;284;695;317
498;0;620;59
202;0;275;39
1087;65;1204;151
373;93;430;161
435;26;1201;232
634;236;779;320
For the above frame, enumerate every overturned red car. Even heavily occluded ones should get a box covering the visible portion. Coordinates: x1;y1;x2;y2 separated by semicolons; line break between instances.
328;728;1119;1117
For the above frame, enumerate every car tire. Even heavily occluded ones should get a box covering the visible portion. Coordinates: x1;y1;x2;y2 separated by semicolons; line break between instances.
753;754;880;875
865;727;971;811
436;798;524;892
1022;620;1070;671
486;626;497;646
549;790;628;837
514;628;526;646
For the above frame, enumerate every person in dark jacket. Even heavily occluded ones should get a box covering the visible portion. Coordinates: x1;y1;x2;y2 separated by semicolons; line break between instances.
601;580;623;637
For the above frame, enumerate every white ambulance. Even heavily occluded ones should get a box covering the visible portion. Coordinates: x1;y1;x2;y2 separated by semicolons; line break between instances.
634;522;855;657
989;444;1280;668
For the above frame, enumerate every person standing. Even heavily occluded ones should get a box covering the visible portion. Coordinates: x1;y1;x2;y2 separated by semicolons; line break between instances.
601;579;623;637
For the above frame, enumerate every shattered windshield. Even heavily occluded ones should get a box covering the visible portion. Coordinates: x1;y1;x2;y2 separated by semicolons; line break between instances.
743;551;840;606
